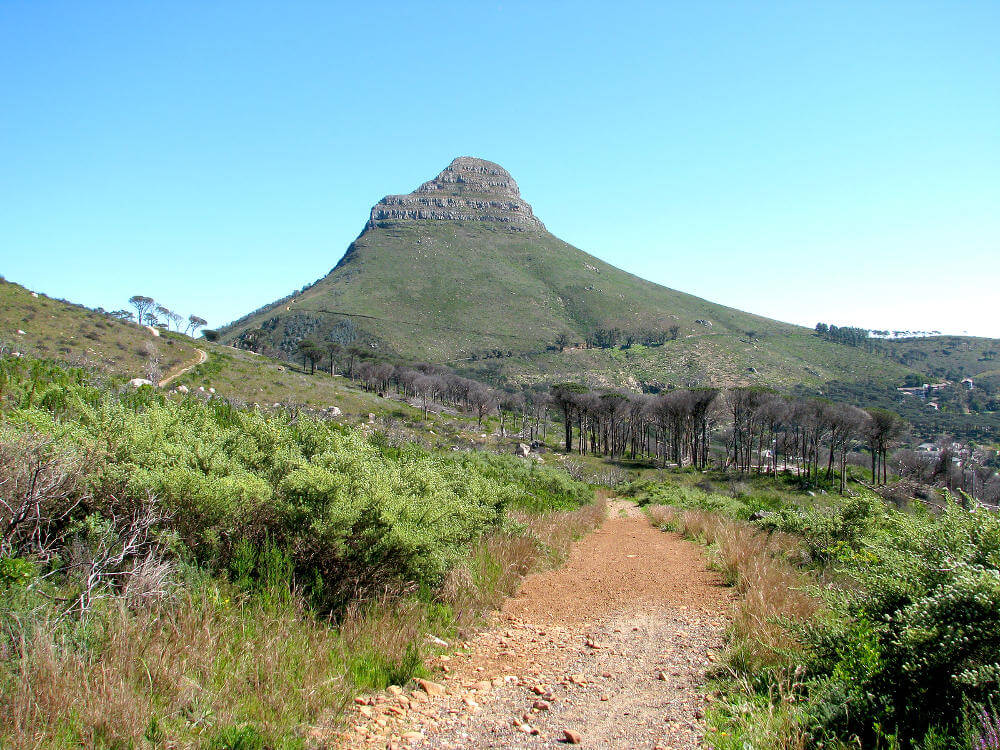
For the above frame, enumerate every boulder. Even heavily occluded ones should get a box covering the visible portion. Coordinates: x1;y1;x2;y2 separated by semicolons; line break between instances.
327;406;342;416
515;443;531;457
127;378;154;388
176;384;189;394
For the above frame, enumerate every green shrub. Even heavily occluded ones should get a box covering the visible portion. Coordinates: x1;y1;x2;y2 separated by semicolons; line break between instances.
804;501;1000;746
1;356;591;611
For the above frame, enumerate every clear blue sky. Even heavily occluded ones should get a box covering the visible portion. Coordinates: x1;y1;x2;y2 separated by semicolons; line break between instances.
3;1;998;335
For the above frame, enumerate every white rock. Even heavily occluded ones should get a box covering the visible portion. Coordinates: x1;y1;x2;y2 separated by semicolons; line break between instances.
328;406;342;416
30;292;38;298
128;378;154;388
208;387;216;394
144;326;160;337
17;329;25;335
176;385;189;394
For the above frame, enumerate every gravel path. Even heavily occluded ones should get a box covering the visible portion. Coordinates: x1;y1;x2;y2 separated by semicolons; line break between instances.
337;500;732;749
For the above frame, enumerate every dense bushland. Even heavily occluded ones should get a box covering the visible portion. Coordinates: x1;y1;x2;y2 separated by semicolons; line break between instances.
634;476;1000;749
0;356;594;747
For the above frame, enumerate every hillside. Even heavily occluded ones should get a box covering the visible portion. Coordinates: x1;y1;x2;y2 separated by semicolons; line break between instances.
220;157;913;389
879;334;1000;381
0;278;199;380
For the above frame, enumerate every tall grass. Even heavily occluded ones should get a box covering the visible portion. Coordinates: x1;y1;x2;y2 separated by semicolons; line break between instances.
2;582;349;748
649;506;817;672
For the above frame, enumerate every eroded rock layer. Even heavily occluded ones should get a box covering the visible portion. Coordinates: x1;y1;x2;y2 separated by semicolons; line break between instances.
368;156;545;231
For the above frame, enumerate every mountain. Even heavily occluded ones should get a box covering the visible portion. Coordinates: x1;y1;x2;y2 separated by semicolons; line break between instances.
220;157;913;389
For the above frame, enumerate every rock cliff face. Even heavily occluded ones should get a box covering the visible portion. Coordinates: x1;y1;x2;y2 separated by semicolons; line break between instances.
367;156;545;231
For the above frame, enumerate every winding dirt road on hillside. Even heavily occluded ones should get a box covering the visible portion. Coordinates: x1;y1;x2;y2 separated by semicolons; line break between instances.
337;501;733;749
158;348;207;388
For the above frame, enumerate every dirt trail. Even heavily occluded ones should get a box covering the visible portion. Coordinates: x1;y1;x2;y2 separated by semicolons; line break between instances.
341;500;732;749
158;348;207;387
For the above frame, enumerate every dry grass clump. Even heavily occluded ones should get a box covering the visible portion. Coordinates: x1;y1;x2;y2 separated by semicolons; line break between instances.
648;505;819;671
512;492;608;563
646;504;679;530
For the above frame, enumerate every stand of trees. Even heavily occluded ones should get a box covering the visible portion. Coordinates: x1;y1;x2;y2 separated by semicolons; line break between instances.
125;295;207;337
814;322;888;355
274;335;912;494
552;325;681;352
280;340;552;437
549;383;909;491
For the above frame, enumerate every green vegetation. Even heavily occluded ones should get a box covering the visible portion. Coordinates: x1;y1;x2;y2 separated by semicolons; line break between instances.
634;474;1000;748
0;355;595;747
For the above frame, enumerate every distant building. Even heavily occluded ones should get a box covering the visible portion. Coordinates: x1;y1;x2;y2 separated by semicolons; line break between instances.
962;377;974;390
898;382;951;399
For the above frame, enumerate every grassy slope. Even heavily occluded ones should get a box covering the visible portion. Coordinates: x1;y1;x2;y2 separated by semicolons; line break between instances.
880;334;1000;380
0;277;507;445
221;222;915;388
462;329;915;390
0;278;199;378
173;342;419;418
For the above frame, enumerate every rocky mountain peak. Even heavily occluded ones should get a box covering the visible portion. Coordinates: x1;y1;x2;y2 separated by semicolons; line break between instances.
368;156;544;231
